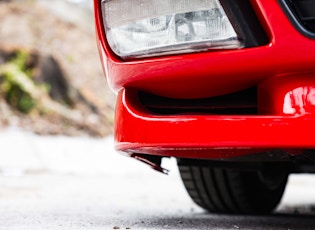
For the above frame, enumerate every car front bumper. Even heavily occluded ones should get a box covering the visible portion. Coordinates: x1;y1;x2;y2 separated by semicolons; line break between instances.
115;87;315;160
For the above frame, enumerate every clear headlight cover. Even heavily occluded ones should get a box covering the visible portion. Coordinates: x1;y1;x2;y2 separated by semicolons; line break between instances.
101;0;242;59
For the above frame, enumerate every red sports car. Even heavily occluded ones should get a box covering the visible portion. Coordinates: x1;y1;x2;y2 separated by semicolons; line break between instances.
94;0;315;214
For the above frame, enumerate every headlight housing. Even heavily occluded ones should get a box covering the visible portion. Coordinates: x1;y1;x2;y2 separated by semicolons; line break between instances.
101;0;243;59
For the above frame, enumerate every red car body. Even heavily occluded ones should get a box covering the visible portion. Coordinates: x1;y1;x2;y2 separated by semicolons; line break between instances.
95;0;315;213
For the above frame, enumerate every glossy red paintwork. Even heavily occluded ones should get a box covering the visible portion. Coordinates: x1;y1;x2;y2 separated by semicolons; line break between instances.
95;0;315;99
259;73;315;115
94;0;315;159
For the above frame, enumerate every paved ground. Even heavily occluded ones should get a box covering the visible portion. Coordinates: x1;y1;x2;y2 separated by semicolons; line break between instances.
0;128;315;229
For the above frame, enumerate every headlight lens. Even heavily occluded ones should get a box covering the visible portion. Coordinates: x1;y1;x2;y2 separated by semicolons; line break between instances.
101;0;243;59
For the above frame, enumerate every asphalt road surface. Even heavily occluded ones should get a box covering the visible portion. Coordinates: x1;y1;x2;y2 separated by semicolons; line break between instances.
0;128;315;230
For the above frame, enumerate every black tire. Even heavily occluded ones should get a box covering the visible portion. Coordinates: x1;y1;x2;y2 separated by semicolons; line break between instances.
178;164;288;214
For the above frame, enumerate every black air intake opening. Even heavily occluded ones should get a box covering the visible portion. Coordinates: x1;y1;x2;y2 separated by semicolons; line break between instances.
280;0;315;38
139;87;257;116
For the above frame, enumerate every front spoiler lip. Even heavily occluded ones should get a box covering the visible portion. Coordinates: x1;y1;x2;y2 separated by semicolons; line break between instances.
115;89;315;159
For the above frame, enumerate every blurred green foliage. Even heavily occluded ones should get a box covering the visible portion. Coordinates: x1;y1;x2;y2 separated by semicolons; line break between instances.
0;50;38;113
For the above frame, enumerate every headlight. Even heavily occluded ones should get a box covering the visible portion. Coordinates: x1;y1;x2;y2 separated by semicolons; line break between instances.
101;0;243;59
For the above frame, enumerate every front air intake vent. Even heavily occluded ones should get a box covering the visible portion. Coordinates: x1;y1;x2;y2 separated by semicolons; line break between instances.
291;0;315;32
280;0;315;38
139;87;257;116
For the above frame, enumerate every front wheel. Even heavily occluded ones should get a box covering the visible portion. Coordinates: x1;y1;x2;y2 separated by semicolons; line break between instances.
178;163;288;214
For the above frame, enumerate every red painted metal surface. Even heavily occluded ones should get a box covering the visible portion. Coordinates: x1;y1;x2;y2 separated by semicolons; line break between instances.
259;73;315;115
94;0;315;159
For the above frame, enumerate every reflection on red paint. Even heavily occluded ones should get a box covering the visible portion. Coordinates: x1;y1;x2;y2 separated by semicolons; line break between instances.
284;87;315;115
